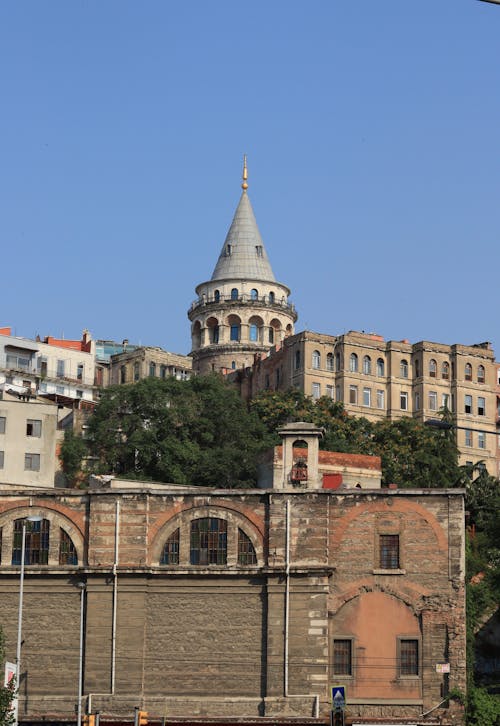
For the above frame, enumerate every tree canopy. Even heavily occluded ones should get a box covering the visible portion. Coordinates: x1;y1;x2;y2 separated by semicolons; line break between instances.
86;375;272;487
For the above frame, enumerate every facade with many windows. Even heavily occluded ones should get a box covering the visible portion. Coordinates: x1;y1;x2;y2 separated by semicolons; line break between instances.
0;428;466;726
233;329;499;475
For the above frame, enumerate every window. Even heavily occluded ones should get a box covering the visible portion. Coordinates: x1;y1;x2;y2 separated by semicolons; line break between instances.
250;288;258;300
295;350;301;370
230;324;240;341
56;384;65;395
312;350;321;369
77;364;84;381
478;432;486;449
465;363;472;381
133;362;140;381
465;395;472;414
56;360;65;377
478;365;485;384
161;528;180;565
0;417;5;434
120;366;126;384
12;518;50;565
326;385;334;399
333;639;352;676
160;365;167;379
59;529;78;565
226;244;232;256
349;353;358;373
190;518;227;565
428;391;437;411
335;352;341;371
465;429;473;447
442;361;450;380
414;359;420;378
269;291;275;304
231;361;236;370
25;453;40;471
376;390;385;409
400;360;408;378
363;387;371;407
478;397;486;416
414;392;420;411
400;391;408;410
442;393;450;410
230;288;238;300
0;451;3;468
249;324;258;342
363;356;372;375
399;639;419;676
76;389;83;399
312;382;321;400
238;529;257;565
268;327;274;344
376;358;385;377
26;419;42;437
349;385;358;404
255;245;263;257
214;289;220;303
326;353;334;372
379;534;399;569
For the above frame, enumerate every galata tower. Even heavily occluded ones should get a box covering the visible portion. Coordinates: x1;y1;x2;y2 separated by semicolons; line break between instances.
188;158;298;374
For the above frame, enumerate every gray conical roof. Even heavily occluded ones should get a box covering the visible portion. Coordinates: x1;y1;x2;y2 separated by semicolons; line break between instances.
210;191;276;282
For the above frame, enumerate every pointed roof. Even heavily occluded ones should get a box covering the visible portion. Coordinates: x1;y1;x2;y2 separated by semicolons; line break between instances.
210;183;276;283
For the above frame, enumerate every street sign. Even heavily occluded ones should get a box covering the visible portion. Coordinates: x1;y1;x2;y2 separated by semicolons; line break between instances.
331;685;346;710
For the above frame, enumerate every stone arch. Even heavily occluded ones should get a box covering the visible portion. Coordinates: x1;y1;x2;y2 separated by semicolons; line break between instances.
0;505;84;567
150;504;263;567
269;318;282;345
248;315;264;343
206;316;220;344
191;321;202;349
227;314;241;343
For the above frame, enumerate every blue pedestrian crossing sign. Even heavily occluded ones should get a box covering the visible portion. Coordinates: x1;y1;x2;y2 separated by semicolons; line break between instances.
331;685;346;710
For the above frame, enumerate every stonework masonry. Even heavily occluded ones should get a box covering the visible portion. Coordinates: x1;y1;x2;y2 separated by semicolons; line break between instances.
0;479;466;726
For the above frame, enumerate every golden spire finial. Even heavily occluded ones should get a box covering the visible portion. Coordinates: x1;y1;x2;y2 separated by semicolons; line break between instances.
242;154;248;190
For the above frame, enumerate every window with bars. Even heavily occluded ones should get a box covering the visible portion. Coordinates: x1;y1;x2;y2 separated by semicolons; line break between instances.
333;639;352;676
190;518;227;565
238;529;257;565
399;639;419;676
59;529;78;565
12;518;50;565
379;534;399;569
161;528;180;564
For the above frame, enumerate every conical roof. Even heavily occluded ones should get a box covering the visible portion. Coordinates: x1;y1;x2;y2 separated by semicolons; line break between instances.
210;191;276;282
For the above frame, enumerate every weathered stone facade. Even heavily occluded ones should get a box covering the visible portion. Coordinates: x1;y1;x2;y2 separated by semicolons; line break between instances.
0;476;466;725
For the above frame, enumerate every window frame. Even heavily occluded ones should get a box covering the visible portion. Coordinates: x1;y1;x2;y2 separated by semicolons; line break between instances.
349;353;358;373
379;534;400;570
24;453;41;471
397;638;420;678
400;359;409;379
400;391;408;410
332;638;353;677
312;350;321;370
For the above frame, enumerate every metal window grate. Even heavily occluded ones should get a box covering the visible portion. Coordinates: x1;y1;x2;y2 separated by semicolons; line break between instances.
380;534;399;569
238;529;257;565
59;528;78;565
161;528;180;565
333;639;352;675
400;639;419;676
12;518;50;565
190;518;227;565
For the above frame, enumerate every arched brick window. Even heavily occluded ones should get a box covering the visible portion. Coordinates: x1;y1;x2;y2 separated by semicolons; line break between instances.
190;518;227;565
160;528;180;565
238;529;257;565
12;518;50;565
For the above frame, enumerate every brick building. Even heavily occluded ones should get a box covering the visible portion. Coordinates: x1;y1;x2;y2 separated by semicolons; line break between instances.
0;425;466;726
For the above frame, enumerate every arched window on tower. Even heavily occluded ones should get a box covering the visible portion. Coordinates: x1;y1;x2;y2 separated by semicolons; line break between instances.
250;288;258;300
269;291;275;304
214;290;220;303
231;288;239;301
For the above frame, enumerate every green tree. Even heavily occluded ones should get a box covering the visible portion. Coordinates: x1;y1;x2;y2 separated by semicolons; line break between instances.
0;627;15;726
60;429;88;486
87;375;272;488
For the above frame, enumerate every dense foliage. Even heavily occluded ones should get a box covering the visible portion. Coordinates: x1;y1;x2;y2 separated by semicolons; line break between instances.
86;375;272;487
0;628;15;726
250;389;462;488
60;429;87;486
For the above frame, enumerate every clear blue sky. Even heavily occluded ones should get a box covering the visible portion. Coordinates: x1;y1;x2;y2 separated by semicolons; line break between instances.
1;1;499;356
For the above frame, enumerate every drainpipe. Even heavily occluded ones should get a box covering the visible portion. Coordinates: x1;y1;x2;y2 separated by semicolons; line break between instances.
88;498;120;713
283;498;320;720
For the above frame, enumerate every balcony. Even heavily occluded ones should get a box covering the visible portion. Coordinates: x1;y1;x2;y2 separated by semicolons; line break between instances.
188;293;297;319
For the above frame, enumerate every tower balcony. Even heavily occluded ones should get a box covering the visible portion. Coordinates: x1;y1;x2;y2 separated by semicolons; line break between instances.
188;294;297;321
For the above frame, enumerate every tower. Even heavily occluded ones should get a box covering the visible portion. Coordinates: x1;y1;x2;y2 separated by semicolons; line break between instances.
188;158;298;374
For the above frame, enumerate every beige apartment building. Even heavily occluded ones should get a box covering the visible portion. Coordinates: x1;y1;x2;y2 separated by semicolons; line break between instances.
0;393;58;488
235;329;499;475
109;346;192;385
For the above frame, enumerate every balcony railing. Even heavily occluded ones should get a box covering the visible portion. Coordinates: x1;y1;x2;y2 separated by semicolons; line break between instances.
0;355;95;386
189;293;296;315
